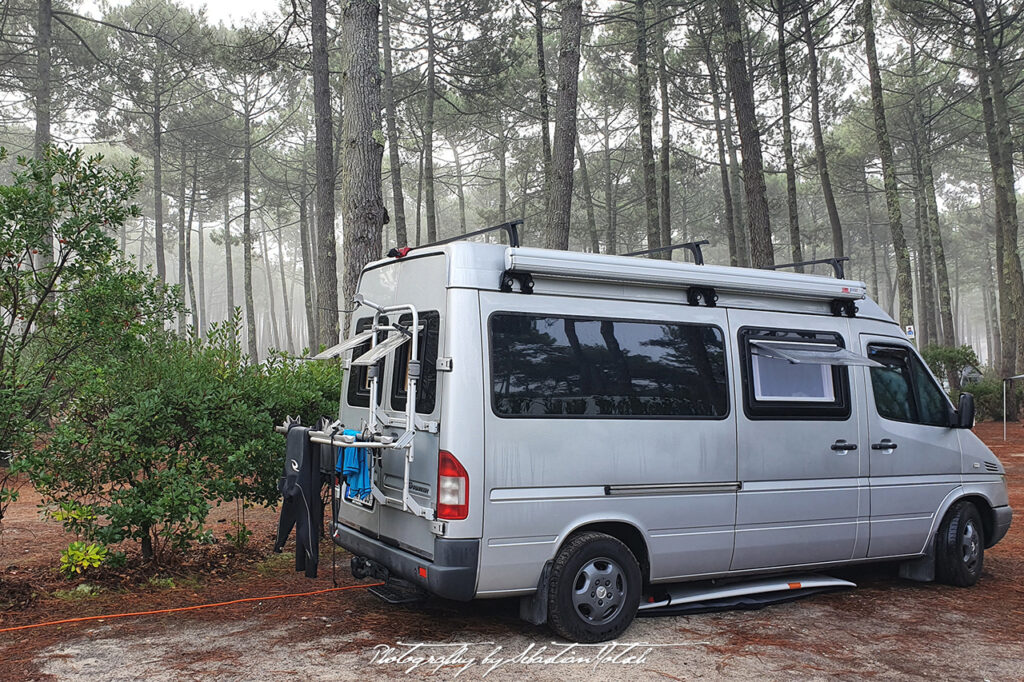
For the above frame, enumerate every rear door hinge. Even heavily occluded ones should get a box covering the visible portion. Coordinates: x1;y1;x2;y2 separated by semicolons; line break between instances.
437;356;453;372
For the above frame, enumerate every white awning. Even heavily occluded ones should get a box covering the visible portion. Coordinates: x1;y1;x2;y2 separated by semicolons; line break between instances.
308;329;375;360
751;340;882;367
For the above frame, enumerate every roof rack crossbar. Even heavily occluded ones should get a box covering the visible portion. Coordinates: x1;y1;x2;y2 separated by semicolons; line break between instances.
624;239;709;265
769;256;850;279
414;219;523;250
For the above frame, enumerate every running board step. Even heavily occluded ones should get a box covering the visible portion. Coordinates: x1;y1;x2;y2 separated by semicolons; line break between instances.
638;574;855;616
368;578;428;605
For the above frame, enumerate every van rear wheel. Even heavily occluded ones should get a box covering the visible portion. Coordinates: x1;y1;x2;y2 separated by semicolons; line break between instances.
547;532;641;642
935;500;984;587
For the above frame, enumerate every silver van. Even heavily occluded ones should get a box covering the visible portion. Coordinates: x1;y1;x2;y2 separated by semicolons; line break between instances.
311;230;1011;642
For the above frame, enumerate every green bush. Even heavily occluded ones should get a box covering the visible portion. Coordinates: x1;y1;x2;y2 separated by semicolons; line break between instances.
920;344;980;393
60;541;108;577
969;375;1024;422
25;314;339;563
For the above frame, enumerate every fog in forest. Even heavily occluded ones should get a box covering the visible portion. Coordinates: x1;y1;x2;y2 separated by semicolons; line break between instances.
2;0;1022;373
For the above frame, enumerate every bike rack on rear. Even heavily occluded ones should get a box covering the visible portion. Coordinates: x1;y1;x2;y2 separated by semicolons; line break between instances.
305;294;435;521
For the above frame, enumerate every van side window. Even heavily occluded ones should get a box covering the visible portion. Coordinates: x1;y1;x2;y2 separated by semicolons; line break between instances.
391;311;439;414
868;344;951;426
346;316;386;408
489;313;729;418
739;328;851;420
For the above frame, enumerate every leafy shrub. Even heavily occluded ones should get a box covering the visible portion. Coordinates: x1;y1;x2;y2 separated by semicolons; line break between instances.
60;541;108;577
25;314;339;563
969;375;1024;422
920;344;980;393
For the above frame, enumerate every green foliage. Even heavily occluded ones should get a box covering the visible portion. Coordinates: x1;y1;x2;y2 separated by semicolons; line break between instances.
226;521;253;549
968;376;1024;422
59;541;108;578
920;345;980;391
54;583;104;600
1;146;176;537
23;313;339;563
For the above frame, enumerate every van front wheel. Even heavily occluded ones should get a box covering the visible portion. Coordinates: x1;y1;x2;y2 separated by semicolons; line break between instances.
935;500;984;587
547;532;641;642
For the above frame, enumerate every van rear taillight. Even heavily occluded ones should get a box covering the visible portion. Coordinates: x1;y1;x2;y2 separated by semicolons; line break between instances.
437;450;468;520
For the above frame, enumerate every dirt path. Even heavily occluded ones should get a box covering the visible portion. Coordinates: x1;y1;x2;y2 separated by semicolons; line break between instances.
3;422;1023;680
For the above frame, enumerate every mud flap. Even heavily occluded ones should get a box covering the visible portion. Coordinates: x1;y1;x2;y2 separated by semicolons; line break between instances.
518;561;552;626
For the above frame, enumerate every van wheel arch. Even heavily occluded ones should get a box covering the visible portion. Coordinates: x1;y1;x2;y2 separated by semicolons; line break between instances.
563;522;650;585
957;495;995;549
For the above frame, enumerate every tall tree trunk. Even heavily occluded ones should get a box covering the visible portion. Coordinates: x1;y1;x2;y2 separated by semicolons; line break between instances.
138;215;147;265
198;214;207;338
696;15;739;267
423;0;438;243
223;193;235;323
602;109;617;254
801;0;843;257
576;137;600;253
34;0;51;159
984;236;1001;365
381;0;407;245
276;212;295;353
242;109;258;360
153;92;166;281
299;155;317;348
723;84;748;266
184;158;198;335
720;0;774;268
534;0;553;195
449;138;468;234
415;146;423;245
973;0;1024;375
312;0;339;347
497;125;508;222
177;144;187;335
656;0;672;252
340;0;387;334
776;0;803;269
544;0;583;251
863;0;913;330
260;225;280;351
923;157;954;347
634;0;662;255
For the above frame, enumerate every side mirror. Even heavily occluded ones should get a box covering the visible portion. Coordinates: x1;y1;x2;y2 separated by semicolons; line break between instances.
956;392;976;429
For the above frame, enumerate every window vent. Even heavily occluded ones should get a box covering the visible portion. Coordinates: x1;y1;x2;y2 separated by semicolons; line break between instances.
985;461;1000;473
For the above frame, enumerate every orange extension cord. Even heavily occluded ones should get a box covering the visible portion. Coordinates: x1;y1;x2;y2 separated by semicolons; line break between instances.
0;582;384;634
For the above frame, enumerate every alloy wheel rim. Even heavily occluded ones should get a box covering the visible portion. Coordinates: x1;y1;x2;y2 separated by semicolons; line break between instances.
961;519;980;571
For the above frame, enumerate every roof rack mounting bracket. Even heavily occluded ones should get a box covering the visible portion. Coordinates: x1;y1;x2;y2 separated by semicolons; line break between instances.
687;286;718;307
831;299;858;318
500;270;534;294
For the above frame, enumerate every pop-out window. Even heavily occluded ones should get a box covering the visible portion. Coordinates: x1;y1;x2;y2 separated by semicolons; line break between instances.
740;328;854;420
345;316;386;408
489;313;729;418
391;311;439;415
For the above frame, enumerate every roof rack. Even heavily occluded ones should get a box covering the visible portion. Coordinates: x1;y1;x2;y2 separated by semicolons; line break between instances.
769;256;850;279
390;220;523;258
624;240;709;265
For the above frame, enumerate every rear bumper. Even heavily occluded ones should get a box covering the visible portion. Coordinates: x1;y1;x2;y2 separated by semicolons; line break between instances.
332;522;479;601
988;505;1012;548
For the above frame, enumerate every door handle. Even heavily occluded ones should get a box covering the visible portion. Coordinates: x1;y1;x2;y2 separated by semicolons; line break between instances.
830;439;858;452
871;440;898;451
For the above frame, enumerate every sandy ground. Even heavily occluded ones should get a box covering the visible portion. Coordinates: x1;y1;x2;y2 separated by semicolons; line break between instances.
2;421;1023;680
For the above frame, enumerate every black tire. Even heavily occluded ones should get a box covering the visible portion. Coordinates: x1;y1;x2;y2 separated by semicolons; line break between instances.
547;531;642;642
935;500;985;587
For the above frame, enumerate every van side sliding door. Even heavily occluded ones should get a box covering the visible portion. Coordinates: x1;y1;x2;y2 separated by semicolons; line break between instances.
729;310;868;571
859;336;962;557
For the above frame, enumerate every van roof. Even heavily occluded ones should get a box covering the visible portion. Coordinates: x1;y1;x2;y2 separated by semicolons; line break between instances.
363;241;897;325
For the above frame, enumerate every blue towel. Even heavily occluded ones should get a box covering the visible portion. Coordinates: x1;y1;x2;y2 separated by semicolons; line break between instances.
337;429;372;502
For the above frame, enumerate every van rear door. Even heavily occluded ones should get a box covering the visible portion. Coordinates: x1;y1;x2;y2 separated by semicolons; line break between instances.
336;253;447;560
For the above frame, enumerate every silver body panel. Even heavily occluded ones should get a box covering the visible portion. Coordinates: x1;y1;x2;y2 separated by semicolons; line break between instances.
334;242;1012;599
